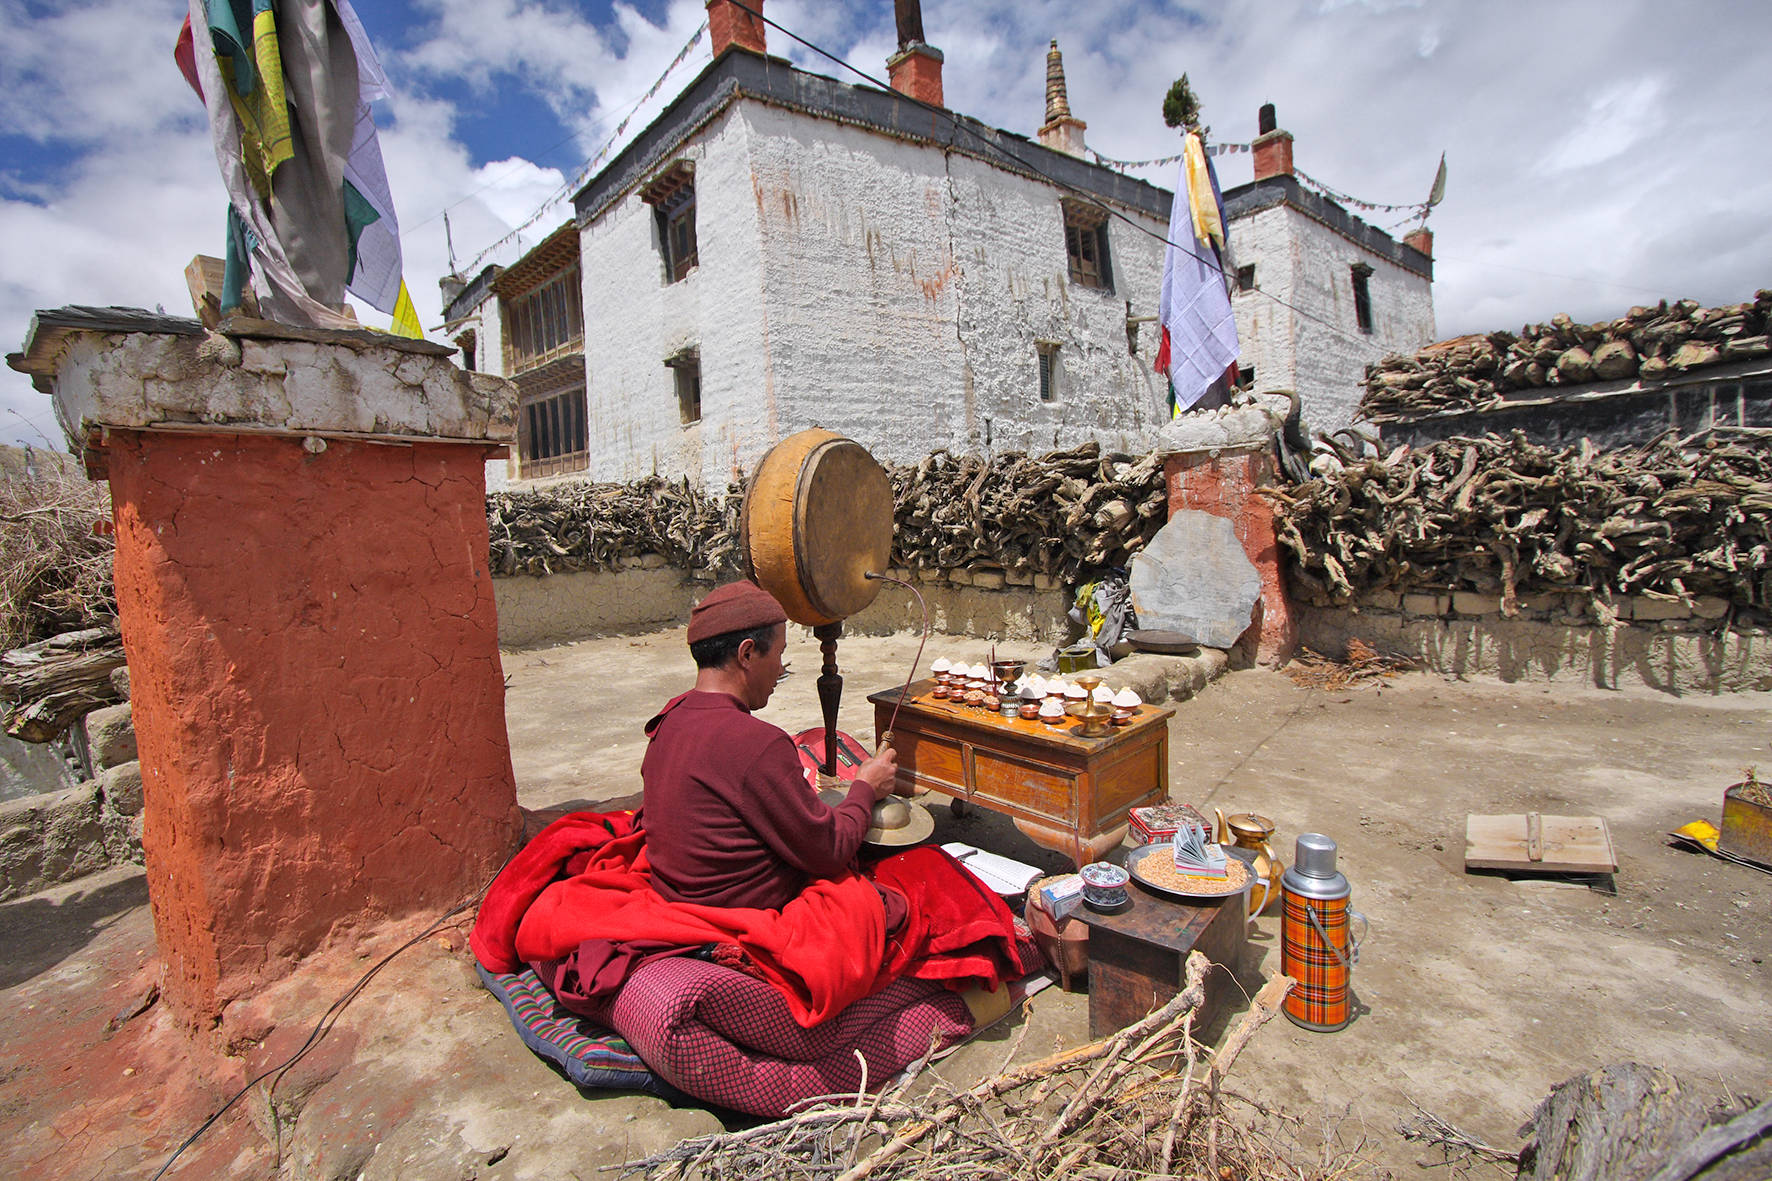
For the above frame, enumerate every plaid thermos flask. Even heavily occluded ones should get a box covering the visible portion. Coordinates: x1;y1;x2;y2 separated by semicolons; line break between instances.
1279;833;1368;1031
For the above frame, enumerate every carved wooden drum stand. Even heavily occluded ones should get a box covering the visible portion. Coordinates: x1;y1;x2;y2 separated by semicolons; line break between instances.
740;429;895;781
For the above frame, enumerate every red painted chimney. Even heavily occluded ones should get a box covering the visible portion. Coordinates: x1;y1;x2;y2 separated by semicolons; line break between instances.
1252;101;1293;181
887;0;944;107
706;0;765;58
1403;226;1434;258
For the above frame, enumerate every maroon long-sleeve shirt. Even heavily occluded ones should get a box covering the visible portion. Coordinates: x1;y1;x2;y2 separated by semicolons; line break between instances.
638;690;877;911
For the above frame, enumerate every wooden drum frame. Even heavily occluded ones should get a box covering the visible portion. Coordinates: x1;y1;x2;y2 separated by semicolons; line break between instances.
741;429;897;779
741;428;894;628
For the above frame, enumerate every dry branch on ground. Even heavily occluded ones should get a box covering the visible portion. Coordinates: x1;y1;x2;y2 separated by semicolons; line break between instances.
1285;638;1417;690
603;965;1359;1181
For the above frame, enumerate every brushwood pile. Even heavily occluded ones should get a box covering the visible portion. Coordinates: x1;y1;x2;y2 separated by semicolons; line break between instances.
486;441;1168;583
1361;290;1772;422
1262;429;1772;617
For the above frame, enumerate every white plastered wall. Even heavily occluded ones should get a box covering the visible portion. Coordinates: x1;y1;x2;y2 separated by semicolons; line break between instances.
579;104;769;489
1230;203;1434;436
574;100;1173;490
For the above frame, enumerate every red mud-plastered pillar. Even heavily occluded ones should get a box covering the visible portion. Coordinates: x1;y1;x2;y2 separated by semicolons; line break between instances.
21;315;524;1024
1162;441;1298;665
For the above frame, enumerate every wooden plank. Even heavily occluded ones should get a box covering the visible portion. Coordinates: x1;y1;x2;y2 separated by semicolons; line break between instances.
1465;813;1617;873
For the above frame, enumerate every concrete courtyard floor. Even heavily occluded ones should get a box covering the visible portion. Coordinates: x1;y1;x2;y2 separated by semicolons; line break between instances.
2;625;1768;1178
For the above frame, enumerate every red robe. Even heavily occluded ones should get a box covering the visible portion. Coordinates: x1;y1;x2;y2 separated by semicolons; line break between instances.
470;811;1031;1027
638;690;878;910
467;692;1032;1028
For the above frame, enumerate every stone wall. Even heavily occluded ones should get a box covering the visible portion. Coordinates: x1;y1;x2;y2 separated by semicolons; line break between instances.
494;563;700;649
1297;591;1772;694
0;701;141;902
493;560;1075;649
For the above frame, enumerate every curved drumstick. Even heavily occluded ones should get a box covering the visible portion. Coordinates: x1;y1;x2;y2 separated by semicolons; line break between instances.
863;571;928;748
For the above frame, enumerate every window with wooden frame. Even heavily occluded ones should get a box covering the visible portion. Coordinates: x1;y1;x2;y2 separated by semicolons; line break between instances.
503;265;583;373
1236;264;1257;292
666;348;701;425
1036;341;1061;403
517;384;588;479
1351;263;1374;335
642;162;699;284
1061;199;1112;291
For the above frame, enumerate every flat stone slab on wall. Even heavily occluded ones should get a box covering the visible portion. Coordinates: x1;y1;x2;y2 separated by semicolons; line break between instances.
1129;511;1263;650
1298;596;1772;695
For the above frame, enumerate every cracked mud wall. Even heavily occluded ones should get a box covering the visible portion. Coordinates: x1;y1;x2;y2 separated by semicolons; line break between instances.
106;430;523;1022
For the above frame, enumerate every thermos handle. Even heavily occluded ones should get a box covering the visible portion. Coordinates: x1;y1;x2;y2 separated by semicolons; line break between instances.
1305;903;1369;968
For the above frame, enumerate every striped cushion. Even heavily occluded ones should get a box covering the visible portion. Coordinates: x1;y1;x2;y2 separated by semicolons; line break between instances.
476;963;680;1096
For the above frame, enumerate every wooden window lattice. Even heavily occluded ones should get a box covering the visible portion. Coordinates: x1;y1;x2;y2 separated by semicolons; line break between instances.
644;163;699;284
504;264;584;374
1062;200;1112;290
1037;342;1060;403
517;385;588;479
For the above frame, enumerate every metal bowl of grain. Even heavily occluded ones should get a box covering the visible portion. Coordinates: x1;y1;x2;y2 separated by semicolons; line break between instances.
1124;842;1255;901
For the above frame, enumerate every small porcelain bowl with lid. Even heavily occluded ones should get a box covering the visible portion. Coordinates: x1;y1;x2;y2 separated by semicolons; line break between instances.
1079;862;1131;911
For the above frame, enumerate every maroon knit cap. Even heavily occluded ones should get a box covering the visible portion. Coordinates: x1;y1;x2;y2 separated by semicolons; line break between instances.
686;580;788;643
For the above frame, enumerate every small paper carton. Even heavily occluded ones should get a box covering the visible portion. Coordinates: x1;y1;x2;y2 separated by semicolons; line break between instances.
1036;873;1085;921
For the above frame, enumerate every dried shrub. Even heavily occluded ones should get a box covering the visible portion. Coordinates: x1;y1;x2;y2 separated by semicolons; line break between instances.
0;447;115;651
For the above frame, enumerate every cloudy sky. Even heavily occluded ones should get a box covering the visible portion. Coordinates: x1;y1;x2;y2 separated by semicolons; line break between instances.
4;0;1768;449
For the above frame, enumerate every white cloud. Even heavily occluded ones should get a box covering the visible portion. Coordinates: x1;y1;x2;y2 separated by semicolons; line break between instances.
1541;78;1666;174
0;0;195;146
401;0;615;118
5;0;1771;449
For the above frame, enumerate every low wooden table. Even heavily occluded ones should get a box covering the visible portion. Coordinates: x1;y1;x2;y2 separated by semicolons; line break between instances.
867;681;1175;865
1077;881;1249;1038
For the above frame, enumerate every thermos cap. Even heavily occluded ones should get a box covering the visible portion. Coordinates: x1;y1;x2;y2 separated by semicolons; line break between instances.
1294;833;1339;878
1283;832;1350;901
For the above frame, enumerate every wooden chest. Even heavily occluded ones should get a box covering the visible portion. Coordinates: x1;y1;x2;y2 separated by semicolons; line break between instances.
1077;887;1249;1038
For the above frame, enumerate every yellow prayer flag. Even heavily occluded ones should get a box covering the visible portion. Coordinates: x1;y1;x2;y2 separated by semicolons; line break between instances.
389;281;423;339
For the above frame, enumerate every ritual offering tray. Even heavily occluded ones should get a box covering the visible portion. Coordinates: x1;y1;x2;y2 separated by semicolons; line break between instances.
1125;842;1253;901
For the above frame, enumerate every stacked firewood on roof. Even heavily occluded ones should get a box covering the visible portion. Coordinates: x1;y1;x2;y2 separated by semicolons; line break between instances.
1360;290;1772;423
1260;429;1772;617
889;441;1167;580
488;475;747;578
486;440;1168;583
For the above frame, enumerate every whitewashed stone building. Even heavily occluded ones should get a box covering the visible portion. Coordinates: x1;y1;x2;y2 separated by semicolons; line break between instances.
442;1;1435;488
1223;104;1437;435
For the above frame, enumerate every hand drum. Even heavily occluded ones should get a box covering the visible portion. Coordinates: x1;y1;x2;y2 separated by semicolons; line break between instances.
740;429;894;627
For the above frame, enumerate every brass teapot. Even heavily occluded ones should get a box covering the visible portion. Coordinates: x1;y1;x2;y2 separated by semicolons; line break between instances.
1215;809;1284;916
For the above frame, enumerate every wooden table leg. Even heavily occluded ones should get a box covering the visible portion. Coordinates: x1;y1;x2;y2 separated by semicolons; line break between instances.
1012;816;1131;868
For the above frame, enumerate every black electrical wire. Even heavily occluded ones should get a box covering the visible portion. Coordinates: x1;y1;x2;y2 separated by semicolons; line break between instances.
149;871;499;1180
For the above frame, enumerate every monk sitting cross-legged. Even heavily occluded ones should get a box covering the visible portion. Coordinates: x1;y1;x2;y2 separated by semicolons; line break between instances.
470;581;1034;1029
639;579;905;930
